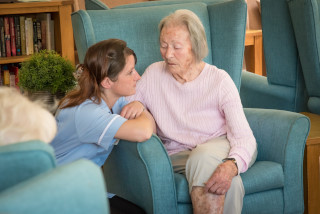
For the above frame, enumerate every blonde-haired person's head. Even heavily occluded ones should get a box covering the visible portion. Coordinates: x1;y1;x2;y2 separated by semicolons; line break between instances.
0;87;57;146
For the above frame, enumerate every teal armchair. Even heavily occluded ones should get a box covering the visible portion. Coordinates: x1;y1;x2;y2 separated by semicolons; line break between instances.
288;0;320;114
0;140;110;214
71;1;310;213
240;0;308;112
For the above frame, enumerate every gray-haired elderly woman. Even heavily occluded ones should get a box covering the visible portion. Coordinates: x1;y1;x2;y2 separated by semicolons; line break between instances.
126;9;257;214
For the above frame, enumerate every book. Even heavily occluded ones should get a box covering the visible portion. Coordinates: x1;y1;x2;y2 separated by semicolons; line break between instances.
20;16;26;55
9;16;16;56
36;19;42;51
37;13;54;50
3;65;10;86
0;17;5;57
14;16;21;56
9;72;15;87
49;19;54;50
33;19;38;53
40;19;46;50
9;64;19;89
4;17;11;57
25;17;33;55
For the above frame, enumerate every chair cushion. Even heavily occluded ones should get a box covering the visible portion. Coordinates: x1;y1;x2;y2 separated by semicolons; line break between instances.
174;161;284;203
174;173;191;203
241;161;284;195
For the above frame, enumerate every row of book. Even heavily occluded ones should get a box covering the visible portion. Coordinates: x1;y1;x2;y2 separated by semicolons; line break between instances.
0;13;55;58
0;64;20;89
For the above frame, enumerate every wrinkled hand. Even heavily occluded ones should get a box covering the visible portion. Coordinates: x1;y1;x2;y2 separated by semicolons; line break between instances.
120;101;145;120
204;161;238;195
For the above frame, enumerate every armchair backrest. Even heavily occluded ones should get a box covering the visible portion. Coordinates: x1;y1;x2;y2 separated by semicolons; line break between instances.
288;0;320;114
261;0;303;88
0;140;56;192
240;0;308;112
72;0;247;90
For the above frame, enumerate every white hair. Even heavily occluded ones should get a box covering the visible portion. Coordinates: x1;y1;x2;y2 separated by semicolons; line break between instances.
159;9;209;62
0;87;57;146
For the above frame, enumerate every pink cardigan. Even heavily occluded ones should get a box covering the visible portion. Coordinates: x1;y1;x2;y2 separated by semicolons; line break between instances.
128;61;257;173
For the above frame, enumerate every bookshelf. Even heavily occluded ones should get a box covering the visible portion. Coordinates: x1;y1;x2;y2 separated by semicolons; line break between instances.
0;0;75;65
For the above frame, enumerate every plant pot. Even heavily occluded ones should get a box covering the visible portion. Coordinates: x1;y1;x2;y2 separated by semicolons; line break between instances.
25;91;64;114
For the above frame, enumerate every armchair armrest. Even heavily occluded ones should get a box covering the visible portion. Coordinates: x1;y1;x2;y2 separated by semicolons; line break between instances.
244;108;310;213
103;134;178;214
0;140;56;192
240;71;301;111
0;159;110;214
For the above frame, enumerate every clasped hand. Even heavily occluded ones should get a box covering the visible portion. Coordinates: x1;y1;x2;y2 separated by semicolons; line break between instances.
204;161;238;195
120;101;145;120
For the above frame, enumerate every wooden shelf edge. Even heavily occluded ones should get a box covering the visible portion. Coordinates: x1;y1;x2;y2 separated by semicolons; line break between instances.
0;55;31;65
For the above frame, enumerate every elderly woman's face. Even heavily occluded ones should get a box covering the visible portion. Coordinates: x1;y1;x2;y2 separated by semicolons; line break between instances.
160;24;195;74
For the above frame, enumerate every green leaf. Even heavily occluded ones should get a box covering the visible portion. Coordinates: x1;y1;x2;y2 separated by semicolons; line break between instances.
18;50;76;94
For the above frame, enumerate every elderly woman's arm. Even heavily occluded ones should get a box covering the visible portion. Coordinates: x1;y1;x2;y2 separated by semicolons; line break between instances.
205;75;257;195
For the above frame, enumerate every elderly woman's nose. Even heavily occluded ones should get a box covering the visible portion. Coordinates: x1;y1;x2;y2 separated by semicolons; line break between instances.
165;47;174;58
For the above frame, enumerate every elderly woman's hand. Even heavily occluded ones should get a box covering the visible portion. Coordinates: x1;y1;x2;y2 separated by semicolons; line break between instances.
204;161;238;195
120;101;145;120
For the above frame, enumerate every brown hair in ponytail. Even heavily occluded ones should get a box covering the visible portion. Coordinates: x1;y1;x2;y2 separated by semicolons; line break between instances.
59;39;136;109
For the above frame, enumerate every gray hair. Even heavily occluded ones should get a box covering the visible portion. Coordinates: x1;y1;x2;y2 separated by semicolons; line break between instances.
158;9;208;62
0;87;57;146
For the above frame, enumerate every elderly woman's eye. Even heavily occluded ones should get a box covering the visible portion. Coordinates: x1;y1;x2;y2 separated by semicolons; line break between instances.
160;43;167;48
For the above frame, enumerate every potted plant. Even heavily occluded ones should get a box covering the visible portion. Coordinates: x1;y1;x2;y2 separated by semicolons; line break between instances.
18;50;76;112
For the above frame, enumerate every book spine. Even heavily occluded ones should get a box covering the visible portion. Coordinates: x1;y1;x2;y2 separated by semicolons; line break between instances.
9;71;15;87
14;16;21;56
0;17;5;57
9;64;19;89
20;16;26;55
50;19;54;51
25;18;34;55
36;19;42;51
9;16;16;56
33;19;38;53
3;66;10;86
45;13;51;50
4;17;11;57
14;65;19;89
40;20;46;50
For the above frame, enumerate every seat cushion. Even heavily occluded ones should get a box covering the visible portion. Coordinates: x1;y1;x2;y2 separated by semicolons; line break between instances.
174;173;191;203
241;161;284;195
174;160;284;203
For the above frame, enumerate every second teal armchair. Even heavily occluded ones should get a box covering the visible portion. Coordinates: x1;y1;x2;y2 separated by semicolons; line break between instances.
288;0;320;114
240;0;308;112
0;140;110;214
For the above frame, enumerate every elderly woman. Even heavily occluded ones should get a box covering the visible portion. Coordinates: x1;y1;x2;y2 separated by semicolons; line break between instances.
127;9;257;214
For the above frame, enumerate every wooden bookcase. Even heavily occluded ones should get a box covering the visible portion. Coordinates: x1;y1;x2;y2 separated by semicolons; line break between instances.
0;0;75;65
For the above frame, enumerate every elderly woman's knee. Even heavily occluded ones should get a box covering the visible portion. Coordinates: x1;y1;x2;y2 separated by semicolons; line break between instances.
187;146;221;166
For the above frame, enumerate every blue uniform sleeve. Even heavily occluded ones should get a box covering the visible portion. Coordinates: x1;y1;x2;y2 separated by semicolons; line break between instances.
75;101;127;150
115;97;128;113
